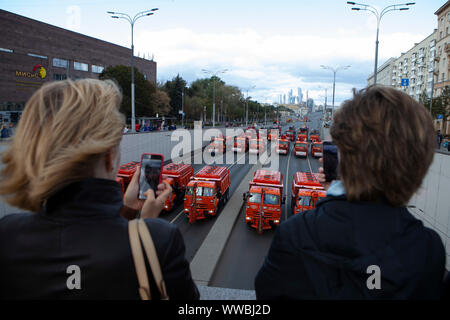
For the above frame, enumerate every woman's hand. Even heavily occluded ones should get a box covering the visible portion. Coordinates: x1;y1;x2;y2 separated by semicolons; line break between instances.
140;181;172;219
317;158;331;191
123;165;173;218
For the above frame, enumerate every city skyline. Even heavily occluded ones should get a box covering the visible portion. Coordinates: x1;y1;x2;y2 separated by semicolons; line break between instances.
0;0;444;105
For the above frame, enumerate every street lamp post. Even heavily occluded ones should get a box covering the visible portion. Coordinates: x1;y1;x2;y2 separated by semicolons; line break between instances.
347;2;415;85
108;8;158;133
320;65;351;121
202;68;228;127
244;85;256;127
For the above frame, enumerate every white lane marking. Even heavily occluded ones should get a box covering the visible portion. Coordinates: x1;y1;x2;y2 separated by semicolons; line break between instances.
284;143;293;221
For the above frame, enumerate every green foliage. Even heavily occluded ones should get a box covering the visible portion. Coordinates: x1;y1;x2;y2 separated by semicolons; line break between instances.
99;65;170;119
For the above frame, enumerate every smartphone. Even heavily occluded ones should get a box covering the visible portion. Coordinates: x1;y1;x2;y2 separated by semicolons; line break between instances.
323;142;339;182
138;153;164;200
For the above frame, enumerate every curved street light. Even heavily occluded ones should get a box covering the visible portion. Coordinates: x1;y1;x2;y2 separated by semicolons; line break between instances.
108;8;159;132
320;65;351;121
202;68;228;127
346;2;415;85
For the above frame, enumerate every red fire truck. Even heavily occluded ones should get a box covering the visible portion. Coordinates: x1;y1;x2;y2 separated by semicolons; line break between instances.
267;126;280;141
244;169;285;234
291;172;326;215
117;161;139;191
276;135;290;155
162;163;194;212
310;134;320;143
232;134;248;153
207;136;228;154
249;137;265;154
286;129;296;141
294;140;309;157
311;141;323;158
184;166;231;223
296;133;307;142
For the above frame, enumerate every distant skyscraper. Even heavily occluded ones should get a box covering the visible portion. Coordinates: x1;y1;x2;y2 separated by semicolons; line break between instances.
297;88;303;104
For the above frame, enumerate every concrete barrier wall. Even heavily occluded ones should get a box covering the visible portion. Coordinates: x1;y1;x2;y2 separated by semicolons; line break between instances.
408;151;450;270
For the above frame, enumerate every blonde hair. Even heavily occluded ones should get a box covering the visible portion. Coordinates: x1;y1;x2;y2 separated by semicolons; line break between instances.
0;79;125;212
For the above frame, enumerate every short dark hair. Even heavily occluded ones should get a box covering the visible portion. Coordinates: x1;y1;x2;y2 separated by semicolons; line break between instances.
331;85;435;207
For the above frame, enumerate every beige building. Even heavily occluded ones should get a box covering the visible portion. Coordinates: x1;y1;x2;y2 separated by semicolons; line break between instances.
434;1;450;134
367;57;396;87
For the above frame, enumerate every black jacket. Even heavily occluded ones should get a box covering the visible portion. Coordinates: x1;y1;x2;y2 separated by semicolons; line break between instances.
0;178;199;300
255;196;446;299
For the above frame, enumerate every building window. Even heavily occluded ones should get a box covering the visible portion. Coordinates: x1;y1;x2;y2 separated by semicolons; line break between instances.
442;73;445;81
91;65;104;73
0;47;13;53
53;58;69;68
74;61;88;71
447;27;449;36
53;74;67;81
27;53;48;59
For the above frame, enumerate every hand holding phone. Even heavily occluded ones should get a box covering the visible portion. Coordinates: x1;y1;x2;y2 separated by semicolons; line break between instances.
323;142;339;182
139;153;164;200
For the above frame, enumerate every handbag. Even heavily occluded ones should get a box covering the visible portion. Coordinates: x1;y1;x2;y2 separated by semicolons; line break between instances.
128;219;169;300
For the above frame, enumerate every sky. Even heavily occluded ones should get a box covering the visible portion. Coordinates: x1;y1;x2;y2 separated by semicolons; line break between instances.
0;0;446;105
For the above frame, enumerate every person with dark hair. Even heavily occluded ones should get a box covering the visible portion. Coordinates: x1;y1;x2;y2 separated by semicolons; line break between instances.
255;86;446;299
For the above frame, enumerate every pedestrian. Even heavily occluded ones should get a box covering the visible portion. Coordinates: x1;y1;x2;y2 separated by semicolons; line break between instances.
0;125;9;139
255;86;446;299
0;79;199;300
437;130;443;149
123;125;129;134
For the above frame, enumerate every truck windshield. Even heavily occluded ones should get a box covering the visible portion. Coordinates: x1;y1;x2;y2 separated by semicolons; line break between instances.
186;186;194;195
279;141;288;145
264;194;279;205
295;143;306;148
203;187;214;197
298;196;311;207
313;144;321;148
248;192;262;203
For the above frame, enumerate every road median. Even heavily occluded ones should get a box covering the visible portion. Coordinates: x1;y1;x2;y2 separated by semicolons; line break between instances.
190;159;263;286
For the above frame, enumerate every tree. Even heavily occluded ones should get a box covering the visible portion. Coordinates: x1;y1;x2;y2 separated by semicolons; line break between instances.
99;65;170;120
163;74;187;119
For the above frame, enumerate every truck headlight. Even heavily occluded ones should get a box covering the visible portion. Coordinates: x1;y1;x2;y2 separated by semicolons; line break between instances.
246;217;251;220
184;208;189;212
164;205;168;209
209;210;214;213
274;220;279;223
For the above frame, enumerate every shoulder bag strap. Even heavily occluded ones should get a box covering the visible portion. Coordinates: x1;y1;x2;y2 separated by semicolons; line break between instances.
128;219;151;300
137;219;169;300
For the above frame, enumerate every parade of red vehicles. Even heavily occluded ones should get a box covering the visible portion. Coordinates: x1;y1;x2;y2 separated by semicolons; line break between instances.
115;118;326;236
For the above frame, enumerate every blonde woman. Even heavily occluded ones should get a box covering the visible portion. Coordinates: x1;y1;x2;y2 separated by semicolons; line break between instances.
0;79;199;300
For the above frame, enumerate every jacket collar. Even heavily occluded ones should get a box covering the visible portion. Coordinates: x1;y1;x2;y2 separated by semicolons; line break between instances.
41;178;124;219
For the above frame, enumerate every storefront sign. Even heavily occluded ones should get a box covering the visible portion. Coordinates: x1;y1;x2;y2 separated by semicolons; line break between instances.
15;64;47;79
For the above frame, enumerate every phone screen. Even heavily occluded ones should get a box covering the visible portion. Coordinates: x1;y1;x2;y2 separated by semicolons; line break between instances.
323;142;339;182
139;154;163;200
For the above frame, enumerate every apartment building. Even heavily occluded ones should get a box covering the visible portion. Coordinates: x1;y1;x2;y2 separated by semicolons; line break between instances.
367;57;396;87
392;31;437;100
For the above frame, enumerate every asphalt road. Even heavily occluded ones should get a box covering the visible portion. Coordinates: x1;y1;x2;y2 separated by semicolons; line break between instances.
209;112;324;290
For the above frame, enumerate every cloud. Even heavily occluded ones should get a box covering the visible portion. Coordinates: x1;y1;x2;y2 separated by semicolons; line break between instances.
134;27;427;104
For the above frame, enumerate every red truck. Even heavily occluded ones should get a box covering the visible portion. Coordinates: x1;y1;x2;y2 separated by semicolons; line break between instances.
207;136;227;154
184;166;231;223
311;141;323;158
276;135;290;155
296;133;307;142
244;169;285;234
294;140;309;157
286;129;296;141
267;126;280;141
310;134;320;143
249;137;265;154
291;172;326;215
232;134;248;153
162;163;194;212
117;161;139;191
